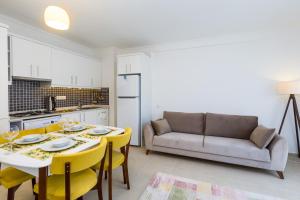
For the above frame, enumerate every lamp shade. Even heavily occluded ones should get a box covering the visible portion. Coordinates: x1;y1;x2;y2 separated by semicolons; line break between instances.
277;80;300;94
44;6;70;30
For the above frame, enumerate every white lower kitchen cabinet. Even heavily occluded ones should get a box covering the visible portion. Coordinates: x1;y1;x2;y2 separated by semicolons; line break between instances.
81;109;108;126
60;109;108;126
0;118;9;132
61;112;81;122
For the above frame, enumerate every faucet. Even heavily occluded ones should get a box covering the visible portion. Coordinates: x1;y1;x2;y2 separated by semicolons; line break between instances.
78;100;82;109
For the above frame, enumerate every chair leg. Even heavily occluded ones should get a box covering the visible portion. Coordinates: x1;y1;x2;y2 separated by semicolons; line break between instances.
31;178;36;194
125;162;130;190
7;185;20;200
108;142;113;200
97;156;105;200
122;164;127;184
97;179;103;200
276;171;284;179
146;150;150;155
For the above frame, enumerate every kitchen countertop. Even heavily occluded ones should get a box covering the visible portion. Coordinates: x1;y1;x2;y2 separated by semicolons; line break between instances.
9;105;110;122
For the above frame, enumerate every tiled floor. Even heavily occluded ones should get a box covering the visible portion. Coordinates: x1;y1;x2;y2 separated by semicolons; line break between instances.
1;147;299;199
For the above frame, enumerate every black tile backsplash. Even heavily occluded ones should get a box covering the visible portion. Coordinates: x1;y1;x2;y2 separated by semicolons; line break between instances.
9;80;109;112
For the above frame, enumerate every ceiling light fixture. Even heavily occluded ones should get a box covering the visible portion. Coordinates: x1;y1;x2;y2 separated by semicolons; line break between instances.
44;6;70;30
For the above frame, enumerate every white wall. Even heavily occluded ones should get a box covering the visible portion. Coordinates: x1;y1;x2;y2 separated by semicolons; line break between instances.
0;14;95;57
95;47;119;126
119;30;300;153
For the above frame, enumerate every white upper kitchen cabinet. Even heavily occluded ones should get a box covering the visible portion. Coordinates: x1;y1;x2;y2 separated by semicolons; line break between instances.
11;36;51;80
51;48;74;87
117;53;147;75
117;56;130;74
90;59;102;88
51;48;101;89
75;56;93;88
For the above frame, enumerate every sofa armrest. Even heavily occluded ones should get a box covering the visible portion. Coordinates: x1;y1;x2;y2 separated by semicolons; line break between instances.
144;124;155;150
267;135;288;171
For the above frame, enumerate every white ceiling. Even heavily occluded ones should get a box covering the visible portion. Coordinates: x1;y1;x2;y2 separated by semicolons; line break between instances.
0;0;299;48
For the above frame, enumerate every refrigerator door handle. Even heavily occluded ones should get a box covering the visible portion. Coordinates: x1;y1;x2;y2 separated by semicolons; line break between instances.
118;96;139;98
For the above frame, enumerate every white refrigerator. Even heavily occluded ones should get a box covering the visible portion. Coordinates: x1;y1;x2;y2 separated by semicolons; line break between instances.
117;75;141;146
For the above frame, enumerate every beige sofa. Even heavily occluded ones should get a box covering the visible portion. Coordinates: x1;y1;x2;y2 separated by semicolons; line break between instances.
144;112;288;179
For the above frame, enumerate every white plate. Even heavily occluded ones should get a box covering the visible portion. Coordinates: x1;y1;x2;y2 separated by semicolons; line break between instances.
88;128;111;135
64;125;86;132
15;135;49;145
40;139;77;152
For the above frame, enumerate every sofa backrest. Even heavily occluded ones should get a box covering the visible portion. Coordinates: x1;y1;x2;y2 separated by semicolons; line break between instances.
205;113;258;139
163;111;205;135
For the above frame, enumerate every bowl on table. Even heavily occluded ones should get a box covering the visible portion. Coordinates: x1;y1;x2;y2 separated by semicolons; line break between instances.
51;138;71;148
64;124;86;132
89;128;111;135
22;134;42;142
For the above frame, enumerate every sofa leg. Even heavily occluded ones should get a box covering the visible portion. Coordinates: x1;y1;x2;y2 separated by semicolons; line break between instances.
146;150;150;155
276;171;284;179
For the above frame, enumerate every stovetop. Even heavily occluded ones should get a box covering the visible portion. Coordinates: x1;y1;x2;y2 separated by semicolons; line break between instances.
10;110;54;118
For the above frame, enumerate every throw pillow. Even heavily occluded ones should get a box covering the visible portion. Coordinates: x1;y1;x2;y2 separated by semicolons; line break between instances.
151;119;171;136
250;125;276;148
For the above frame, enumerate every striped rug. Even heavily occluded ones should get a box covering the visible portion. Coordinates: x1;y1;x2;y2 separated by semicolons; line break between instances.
139;172;283;200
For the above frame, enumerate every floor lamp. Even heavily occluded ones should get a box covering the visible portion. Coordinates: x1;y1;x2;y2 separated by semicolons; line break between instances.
278;80;300;157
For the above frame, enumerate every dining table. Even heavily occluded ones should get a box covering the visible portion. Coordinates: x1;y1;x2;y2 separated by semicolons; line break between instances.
0;125;125;200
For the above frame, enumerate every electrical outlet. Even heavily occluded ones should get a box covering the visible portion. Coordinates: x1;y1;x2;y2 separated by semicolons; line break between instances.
56;96;67;100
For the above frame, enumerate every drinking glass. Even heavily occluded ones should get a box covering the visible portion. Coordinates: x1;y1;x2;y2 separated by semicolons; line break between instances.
0;126;20;152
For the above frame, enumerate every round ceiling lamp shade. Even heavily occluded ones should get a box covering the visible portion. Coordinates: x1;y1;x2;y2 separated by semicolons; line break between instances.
44;6;70;30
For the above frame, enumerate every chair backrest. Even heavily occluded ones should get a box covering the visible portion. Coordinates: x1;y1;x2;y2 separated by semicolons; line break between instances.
46;123;63;133
0;137;8;145
0;127;46;144
106;128;132;149
51;138;107;175
18;127;46;138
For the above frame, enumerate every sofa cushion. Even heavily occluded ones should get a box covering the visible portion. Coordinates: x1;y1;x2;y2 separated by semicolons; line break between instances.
205;113;258;139
151;119;172;136
250;126;276;149
153;132;205;152
163;111;205;134
204;136;270;162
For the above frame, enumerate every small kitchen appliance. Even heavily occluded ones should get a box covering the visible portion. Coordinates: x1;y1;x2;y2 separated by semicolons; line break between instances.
46;96;56;112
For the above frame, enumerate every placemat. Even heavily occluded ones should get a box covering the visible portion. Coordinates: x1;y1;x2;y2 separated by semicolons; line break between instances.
0;135;60;152
22;139;87;160
57;125;96;135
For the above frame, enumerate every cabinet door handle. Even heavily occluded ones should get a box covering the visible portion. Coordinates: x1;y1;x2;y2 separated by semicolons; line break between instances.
130;64;132;72
75;76;78;85
30;65;33;77
37;66;40;77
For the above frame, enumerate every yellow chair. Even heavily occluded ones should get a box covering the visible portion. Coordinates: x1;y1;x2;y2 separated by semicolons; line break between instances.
0;128;45;200
0;127;46;144
46;123;63;133
18;127;46;138
94;128;132;200
34;138;107;200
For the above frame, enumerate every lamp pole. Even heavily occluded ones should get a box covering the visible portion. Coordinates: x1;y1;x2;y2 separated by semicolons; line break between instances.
278;94;300;157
